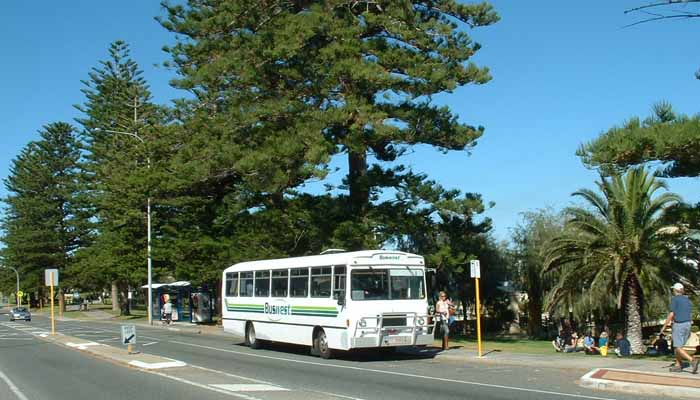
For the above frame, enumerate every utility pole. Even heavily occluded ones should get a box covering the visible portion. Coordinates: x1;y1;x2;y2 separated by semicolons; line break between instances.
94;96;153;325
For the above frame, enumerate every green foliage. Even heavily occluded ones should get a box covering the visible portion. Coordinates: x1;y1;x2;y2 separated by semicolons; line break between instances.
2;3;504;320
510;208;566;337
544;168;692;353
578;102;700;178
1;122;89;298
158;0;498;214
74;41;162;314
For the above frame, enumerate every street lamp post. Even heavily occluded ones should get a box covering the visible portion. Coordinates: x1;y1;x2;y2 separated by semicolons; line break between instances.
96;128;153;325
1;265;20;306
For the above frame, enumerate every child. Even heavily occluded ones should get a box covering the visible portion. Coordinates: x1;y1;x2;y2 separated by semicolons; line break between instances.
614;332;631;357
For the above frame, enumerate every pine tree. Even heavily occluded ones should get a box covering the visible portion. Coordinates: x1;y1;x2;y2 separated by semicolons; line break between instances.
158;0;499;249
1;122;89;310
76;41;160;315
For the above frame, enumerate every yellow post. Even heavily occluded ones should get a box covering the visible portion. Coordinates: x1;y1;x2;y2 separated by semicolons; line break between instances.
475;277;482;358
50;272;55;335
18;294;21;307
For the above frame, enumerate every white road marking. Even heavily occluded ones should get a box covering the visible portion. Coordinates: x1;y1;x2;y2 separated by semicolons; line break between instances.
136;368;262;400
96;337;121;343
142;341;158;346
189;364;278;385
0;369;30;400
128;360;187;369
170;341;620;400
0;338;32;340
211;384;288;392
191;362;367;399
66;342;101;350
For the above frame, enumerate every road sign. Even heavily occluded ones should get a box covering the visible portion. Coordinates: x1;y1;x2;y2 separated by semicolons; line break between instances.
45;269;59;286
121;325;136;345
16;290;24;298
470;260;481;278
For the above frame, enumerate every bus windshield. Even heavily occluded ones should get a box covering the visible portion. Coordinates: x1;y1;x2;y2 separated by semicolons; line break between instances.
350;268;425;300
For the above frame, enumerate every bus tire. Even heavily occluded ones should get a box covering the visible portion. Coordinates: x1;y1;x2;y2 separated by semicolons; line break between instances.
245;322;262;349
314;329;333;359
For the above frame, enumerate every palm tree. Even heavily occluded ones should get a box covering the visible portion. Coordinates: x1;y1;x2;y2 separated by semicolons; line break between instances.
544;168;685;354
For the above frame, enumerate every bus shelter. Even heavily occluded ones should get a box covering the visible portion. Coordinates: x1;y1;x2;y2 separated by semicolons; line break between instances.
141;281;213;323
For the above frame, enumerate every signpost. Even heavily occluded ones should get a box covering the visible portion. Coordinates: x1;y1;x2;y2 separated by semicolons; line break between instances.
121;325;138;354
45;269;58;335
470;259;482;358
17;290;23;307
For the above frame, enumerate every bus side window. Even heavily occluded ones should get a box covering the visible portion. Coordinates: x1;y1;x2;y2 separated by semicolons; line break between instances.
271;270;288;297
239;272;254;297
255;270;270;297
311;267;332;298
226;272;239;297
290;268;309;297
333;266;346;300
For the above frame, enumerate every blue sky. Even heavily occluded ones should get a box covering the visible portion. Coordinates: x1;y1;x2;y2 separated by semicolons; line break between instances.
1;1;699;242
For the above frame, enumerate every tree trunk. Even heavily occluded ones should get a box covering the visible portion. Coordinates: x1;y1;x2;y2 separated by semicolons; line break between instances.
348;149;368;216
118;283;131;316
58;287;66;313
111;281;119;311
527;296;543;338
625;277;645;354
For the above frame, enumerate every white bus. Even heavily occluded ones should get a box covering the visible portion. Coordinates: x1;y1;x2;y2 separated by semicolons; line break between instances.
222;250;434;358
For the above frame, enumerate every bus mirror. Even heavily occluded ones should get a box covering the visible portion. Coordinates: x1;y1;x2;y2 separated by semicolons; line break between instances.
337;294;346;307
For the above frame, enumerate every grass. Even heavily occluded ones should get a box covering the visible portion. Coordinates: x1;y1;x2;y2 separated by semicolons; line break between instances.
447;336;556;355
445;335;681;361
27;303;147;321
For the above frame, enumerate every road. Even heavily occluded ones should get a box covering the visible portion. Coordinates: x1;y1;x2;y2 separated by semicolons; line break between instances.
0;313;667;400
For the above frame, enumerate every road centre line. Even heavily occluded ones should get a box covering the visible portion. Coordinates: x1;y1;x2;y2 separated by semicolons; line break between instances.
0;369;30;400
170;341;620;400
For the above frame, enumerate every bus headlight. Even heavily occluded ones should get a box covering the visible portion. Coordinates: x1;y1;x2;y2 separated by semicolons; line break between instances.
417;317;425;326
359;319;367;328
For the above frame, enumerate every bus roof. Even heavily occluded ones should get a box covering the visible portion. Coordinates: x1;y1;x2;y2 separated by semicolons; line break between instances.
223;250;424;272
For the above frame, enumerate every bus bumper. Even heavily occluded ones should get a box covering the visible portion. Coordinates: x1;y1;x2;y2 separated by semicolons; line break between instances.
351;333;434;348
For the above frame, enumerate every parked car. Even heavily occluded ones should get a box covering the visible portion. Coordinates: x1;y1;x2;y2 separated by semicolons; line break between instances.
10;307;30;321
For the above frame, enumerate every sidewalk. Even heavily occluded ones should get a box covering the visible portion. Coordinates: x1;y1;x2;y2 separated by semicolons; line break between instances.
402;346;699;398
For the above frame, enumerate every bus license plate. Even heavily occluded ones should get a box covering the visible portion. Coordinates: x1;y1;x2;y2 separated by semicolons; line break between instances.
386;336;411;345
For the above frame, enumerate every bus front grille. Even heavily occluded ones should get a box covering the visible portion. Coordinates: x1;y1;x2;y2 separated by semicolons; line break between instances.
382;317;407;327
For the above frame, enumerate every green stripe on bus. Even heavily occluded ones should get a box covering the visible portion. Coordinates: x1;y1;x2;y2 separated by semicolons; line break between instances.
292;312;338;316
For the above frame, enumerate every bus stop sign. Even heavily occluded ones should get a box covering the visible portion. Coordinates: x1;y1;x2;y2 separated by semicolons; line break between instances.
470;260;481;278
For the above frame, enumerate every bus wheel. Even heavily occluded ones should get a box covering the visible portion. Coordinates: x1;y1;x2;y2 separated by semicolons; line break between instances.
245;322;262;349
314;329;333;359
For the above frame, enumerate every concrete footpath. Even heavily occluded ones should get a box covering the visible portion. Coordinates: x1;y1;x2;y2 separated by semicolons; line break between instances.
405;346;700;398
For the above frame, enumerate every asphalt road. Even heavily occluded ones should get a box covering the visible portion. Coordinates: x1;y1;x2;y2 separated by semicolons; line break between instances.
0;314;668;400
0;319;232;400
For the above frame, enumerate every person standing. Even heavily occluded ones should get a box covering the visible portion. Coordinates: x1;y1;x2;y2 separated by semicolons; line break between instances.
660;283;698;373
436;291;453;350
163;300;173;326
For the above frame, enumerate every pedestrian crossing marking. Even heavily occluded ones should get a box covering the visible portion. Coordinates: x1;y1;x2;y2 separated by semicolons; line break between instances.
210;384;289;392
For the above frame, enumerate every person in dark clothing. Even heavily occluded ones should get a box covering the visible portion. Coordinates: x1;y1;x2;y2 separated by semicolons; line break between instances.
655;334;670;355
660;283;698;373
614;332;631;357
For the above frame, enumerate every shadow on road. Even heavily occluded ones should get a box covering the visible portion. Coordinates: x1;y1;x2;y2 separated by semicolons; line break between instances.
235;341;438;362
